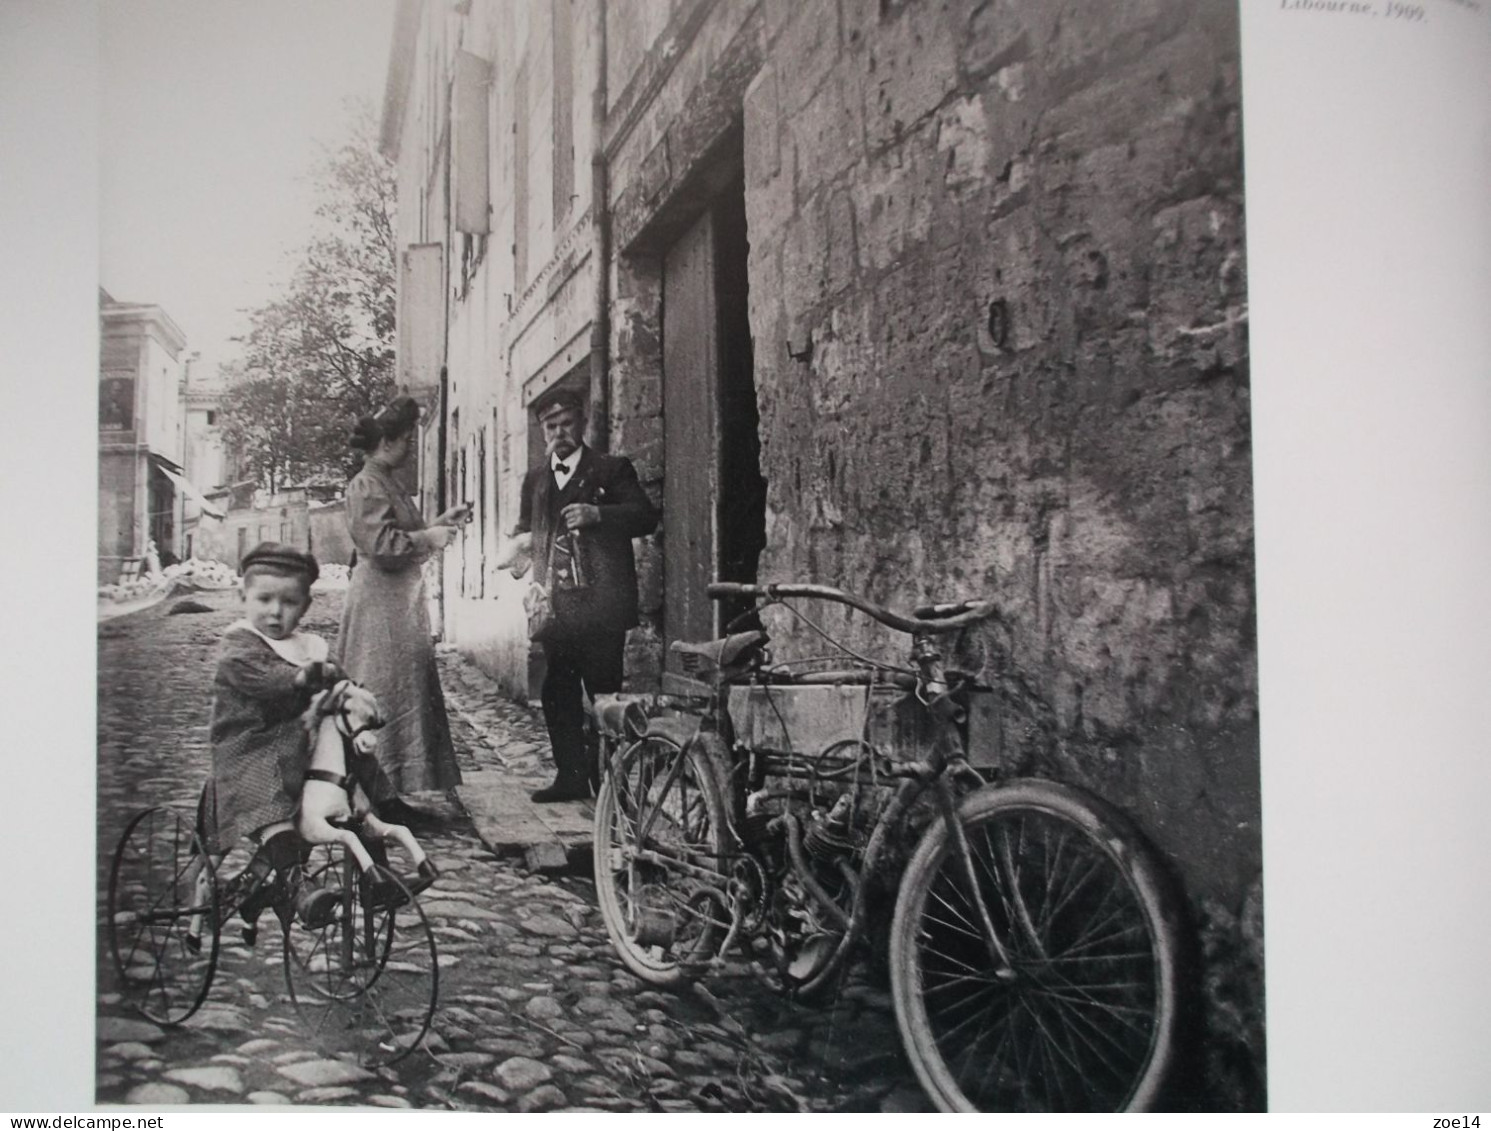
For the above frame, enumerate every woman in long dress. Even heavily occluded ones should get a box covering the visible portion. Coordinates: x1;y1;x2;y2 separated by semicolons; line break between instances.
337;396;469;825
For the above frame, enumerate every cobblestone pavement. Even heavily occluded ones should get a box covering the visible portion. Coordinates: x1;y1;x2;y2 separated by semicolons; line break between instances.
96;589;929;1111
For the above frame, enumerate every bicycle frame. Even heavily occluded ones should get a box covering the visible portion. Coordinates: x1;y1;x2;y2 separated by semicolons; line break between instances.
607;582;1018;996
595;582;1187;1112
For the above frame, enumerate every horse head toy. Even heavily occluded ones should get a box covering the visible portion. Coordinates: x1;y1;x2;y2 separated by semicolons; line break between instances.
293;678;439;908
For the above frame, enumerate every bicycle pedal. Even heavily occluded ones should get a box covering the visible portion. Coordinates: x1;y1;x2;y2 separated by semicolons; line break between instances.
296;888;341;929
360;874;409;911
403;860;439;897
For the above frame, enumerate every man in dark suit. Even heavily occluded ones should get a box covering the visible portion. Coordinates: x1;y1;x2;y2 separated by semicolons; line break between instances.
513;388;659;802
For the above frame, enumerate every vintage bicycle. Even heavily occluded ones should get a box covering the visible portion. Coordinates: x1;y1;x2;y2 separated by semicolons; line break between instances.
591;581;1186;1112
105;708;440;1067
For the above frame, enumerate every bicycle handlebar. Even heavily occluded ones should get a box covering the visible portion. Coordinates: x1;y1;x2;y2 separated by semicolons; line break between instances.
706;582;998;634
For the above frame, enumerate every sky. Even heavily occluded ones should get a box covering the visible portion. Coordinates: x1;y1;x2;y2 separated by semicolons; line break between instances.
100;0;398;377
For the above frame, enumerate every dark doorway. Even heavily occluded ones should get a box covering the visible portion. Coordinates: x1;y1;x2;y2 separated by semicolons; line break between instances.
661;169;766;681
714;183;767;632
148;463;174;559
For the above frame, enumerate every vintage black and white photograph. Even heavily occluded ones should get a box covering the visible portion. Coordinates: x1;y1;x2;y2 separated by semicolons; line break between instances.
95;0;1260;1112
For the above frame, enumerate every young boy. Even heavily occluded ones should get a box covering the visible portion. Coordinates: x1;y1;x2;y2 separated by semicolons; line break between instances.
195;543;345;942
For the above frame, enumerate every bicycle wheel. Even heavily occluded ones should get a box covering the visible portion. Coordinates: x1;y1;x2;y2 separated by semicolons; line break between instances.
107;807;219;1025
284;844;438;1067
594;734;728;987
890;780;1183;1112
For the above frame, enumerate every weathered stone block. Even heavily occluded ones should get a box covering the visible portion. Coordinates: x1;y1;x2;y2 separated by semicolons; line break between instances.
956;0;1038;80
1146;196;1248;380
935;94;992;198
637;133;671;207
787;65;865;188
771;0;840;115
848;136;938;274
744;67;797;242
857;0;960;152
780;192;829;319
825;188;859;295
743;65;780;184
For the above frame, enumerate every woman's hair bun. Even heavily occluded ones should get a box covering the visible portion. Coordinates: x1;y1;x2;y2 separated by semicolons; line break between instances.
378;395;420;438
350;415;381;451
350;396;420;452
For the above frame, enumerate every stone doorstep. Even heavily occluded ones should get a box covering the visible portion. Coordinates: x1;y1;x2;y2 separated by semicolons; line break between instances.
455;769;594;874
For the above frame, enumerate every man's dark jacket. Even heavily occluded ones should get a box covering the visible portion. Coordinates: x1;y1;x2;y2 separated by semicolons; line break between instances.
516;447;659;634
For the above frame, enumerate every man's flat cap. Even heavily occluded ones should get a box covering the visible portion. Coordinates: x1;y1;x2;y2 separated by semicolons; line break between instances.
534;387;587;420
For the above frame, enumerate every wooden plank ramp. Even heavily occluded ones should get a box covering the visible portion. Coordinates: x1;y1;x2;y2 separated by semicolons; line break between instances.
455;770;593;873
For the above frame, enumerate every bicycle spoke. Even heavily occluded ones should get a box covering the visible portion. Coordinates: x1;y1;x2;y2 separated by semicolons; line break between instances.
925;878;982;938
896;789;1179;1113
1032;981;1155;1027
922;967;1008;995
970;999;1021;1103
1029;981;1141;1094
950;1003;997;1087
1026;982;1110;1108
973;824;1025;941
1034;840;1109;944
990;821;1047;958
926;979;1010;1047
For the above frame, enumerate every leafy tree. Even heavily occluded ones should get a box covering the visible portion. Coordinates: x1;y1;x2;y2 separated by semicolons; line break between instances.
220;101;397;493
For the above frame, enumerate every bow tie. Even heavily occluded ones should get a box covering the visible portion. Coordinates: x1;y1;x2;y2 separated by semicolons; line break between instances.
554;462;570;475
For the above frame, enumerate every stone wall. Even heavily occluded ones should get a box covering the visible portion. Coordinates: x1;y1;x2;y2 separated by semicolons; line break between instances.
307;501;353;566
196;501;312;568
742;0;1259;1107
98;448;139;584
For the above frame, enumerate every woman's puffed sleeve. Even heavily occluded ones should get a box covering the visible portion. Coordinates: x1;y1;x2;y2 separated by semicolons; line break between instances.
346;475;427;571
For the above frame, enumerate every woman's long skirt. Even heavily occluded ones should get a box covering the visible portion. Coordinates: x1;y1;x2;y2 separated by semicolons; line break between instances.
336;560;462;794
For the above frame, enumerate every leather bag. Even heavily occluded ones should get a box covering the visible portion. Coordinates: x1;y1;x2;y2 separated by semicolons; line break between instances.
526;530;598;642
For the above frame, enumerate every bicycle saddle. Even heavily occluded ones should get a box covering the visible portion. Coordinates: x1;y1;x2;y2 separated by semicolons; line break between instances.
670;630;768;670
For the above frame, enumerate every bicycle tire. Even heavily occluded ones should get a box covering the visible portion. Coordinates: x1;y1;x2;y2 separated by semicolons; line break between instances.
593;734;728;987
889;780;1183;1112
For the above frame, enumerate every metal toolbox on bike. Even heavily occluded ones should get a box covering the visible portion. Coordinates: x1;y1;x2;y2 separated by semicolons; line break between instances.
726;682;1002;769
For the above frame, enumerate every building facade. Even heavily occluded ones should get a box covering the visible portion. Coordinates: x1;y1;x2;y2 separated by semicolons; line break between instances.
180;359;231;560
381;0;1260;1107
182;364;228;500
98;289;190;581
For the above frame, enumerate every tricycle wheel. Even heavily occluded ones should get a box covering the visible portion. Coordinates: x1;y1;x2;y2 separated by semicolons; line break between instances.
107;807;219;1025
283;843;438;1067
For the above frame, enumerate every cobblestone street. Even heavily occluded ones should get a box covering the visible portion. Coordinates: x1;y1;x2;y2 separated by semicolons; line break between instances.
95;589;927;1111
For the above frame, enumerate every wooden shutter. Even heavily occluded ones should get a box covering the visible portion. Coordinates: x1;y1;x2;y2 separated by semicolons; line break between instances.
662;209;721;669
397;243;445;391
453;50;491;235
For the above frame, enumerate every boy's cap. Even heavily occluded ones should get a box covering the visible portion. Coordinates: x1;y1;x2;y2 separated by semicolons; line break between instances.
241;542;320;586
534;387;586;421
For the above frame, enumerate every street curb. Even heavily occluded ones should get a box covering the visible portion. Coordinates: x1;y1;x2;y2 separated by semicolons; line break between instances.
446;700;593;876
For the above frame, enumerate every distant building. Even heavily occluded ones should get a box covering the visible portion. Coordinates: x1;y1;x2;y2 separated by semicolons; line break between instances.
97;289;190;580
181;357;231;560
182;362;228;496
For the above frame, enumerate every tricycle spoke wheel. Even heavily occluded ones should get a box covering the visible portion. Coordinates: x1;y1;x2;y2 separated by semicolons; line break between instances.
107;807;219;1026
890;781;1183;1113
283;845;438;1067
